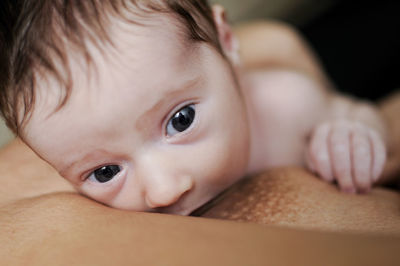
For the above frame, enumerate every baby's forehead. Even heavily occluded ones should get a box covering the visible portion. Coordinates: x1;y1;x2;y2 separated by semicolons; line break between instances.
36;13;194;106
24;25;212;160
67;11;190;74
28;16;204;131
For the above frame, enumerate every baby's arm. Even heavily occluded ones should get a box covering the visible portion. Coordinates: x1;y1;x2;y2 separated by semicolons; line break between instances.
236;21;389;192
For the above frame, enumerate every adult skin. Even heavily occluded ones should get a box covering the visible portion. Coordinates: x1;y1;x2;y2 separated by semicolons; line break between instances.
1;22;400;265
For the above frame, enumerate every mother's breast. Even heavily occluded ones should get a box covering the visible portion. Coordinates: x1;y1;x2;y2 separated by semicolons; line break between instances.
200;167;400;235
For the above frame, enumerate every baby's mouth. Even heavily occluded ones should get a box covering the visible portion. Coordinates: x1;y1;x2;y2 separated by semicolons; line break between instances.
189;194;224;216
156;193;217;216
157;182;242;216
157;200;205;216
189;181;243;216
189;194;227;216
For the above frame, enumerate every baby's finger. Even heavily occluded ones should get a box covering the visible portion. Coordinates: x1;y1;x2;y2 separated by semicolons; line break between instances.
309;123;333;182
329;125;354;193
368;129;386;182
351;130;372;193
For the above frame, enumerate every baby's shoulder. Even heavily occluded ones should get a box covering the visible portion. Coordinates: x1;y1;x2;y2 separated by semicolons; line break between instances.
241;69;322;171
242;68;322;118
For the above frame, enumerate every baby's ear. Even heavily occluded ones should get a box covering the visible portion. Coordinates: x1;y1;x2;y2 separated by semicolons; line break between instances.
212;5;240;65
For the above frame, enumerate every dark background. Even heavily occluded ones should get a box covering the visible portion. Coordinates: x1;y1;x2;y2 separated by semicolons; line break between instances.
300;0;400;101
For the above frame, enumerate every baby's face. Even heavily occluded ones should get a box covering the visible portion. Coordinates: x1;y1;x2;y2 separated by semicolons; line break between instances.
24;14;249;215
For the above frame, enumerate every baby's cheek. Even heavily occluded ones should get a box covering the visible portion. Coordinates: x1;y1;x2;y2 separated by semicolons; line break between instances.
201;136;248;190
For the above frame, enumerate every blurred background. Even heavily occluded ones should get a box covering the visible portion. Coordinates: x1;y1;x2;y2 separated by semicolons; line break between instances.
0;0;399;147
215;0;399;100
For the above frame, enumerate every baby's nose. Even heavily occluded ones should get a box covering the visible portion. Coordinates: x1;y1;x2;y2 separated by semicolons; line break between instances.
145;175;194;209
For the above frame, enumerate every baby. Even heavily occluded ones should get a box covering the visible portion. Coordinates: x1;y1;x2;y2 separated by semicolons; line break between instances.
0;0;388;215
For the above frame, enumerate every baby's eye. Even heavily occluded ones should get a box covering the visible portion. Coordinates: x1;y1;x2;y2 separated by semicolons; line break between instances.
166;104;196;136
88;165;121;183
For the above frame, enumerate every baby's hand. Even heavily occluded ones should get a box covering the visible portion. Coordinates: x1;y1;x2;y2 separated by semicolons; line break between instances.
305;119;386;193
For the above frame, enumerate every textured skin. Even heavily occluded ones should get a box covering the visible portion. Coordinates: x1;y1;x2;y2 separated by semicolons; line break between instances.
200;167;400;234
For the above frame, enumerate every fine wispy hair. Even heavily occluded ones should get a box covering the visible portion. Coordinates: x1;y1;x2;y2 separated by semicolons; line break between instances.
0;0;221;134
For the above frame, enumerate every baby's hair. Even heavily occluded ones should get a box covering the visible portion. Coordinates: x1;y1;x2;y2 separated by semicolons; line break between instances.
0;0;222;134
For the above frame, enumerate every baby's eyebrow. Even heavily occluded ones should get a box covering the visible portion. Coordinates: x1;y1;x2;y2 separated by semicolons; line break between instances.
135;76;202;132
